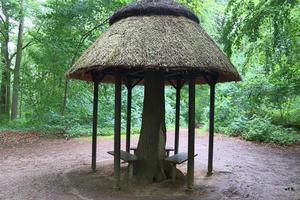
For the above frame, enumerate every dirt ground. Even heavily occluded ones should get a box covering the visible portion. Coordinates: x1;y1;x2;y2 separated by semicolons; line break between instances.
0;129;300;200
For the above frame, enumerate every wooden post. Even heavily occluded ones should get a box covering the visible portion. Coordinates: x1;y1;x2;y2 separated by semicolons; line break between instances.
128;162;133;184
187;76;195;190
114;73;122;190
91;81;99;172
174;80;181;154
207;83;216;176
125;79;132;153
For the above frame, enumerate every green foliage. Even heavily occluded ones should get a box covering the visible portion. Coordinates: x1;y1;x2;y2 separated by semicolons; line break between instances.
217;115;300;145
212;0;300;145
214;66;300;145
242;117;299;145
1;0;299;146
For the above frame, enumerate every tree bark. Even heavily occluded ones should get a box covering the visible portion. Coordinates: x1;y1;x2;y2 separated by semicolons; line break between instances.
0;2;11;120
134;71;170;183
11;0;25;120
0;41;10;120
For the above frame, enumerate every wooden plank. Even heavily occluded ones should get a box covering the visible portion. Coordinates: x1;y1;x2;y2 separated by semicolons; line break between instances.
108;150;138;162
165;152;198;164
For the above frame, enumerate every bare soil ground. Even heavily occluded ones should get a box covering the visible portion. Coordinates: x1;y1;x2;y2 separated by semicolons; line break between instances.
0;129;300;200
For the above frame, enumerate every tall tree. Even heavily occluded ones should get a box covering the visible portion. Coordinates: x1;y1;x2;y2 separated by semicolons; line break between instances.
0;0;12;120
24;0;131;119
11;0;25;120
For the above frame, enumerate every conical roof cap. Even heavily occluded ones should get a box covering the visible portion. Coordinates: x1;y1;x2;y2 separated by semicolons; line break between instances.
109;0;200;25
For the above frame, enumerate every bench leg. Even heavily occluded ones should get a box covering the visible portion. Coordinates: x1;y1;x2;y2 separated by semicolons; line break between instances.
172;164;176;183
128;162;133;184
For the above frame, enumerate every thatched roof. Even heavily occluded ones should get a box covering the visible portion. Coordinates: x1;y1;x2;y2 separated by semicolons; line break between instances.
67;0;241;84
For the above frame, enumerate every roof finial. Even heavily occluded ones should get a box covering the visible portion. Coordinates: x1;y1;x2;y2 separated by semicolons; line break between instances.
109;0;199;25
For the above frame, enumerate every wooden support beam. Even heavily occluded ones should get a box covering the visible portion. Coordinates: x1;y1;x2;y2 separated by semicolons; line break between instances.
132;78;143;88
167;79;177;88
125;79;132;153
124;77;142;153
90;73;105;172
207;83;216;176
174;79;183;154
187;76;195;190
91;81;99;172
114;72;122;190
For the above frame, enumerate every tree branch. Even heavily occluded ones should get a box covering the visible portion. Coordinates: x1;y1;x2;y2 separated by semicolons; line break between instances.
8;25;42;62
69;18;109;67
61;18;109;116
0;14;8;39
77;18;109;51
0;29;6;39
9;41;33;62
0;15;5;24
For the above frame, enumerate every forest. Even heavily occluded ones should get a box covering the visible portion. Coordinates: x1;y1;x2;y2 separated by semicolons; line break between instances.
0;0;299;145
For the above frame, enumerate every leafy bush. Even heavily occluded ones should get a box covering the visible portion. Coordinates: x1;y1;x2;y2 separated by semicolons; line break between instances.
271;97;300;130
216;115;300;145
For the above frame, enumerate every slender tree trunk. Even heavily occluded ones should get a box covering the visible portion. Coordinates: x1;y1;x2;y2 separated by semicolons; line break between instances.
5;66;11;117
11;0;25;120
61;79;68;116
61;57;76;116
60;20;108;116
19;89;22;118
134;71;171;183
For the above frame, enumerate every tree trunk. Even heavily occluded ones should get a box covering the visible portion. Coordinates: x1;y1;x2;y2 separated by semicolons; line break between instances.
0;3;11;120
11;0;25;120
134;71;171;183
61;79;68;116
61;55;76;116
0;42;10;120
19;89;22;118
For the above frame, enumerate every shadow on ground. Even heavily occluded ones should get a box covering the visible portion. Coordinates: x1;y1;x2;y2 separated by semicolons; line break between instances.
58;162;237;200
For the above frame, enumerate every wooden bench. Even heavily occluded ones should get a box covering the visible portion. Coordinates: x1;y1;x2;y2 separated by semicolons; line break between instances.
107;150;138;181
165;152;198;182
130;146;175;157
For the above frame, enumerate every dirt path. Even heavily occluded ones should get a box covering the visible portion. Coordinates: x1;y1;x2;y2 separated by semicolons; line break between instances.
0;130;299;200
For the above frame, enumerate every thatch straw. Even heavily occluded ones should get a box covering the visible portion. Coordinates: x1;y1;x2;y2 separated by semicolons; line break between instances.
67;0;241;84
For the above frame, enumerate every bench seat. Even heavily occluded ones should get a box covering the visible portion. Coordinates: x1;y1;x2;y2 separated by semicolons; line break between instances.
107;150;138;162
107;150;138;182
165;152;198;182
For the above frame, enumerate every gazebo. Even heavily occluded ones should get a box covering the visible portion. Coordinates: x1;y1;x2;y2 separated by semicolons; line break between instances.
67;0;241;190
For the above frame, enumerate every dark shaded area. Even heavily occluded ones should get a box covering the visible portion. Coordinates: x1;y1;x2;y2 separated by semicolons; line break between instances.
109;0;200;25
